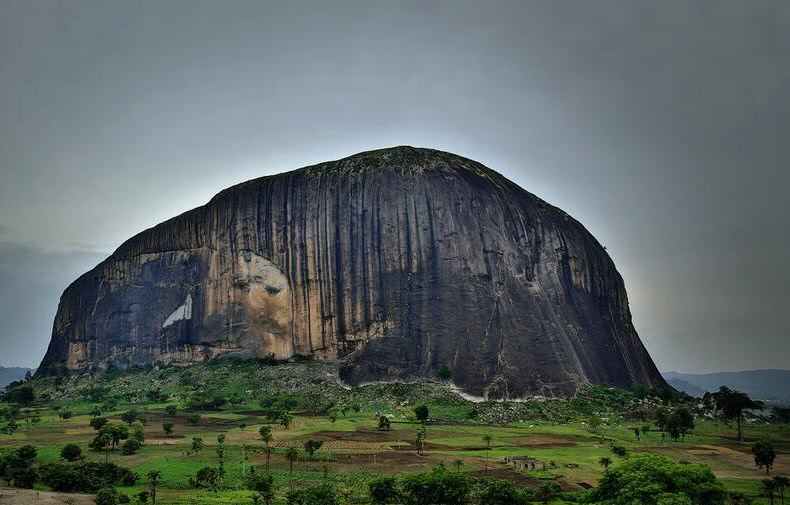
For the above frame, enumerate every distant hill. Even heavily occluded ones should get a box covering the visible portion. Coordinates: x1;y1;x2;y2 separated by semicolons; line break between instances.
0;366;32;389
662;369;790;401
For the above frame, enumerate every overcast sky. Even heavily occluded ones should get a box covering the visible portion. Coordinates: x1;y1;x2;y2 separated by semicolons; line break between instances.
1;0;788;372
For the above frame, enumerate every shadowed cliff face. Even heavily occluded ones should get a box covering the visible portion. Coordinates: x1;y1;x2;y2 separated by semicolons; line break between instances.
38;146;666;398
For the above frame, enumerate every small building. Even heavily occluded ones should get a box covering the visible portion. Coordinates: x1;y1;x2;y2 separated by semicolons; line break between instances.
503;456;545;471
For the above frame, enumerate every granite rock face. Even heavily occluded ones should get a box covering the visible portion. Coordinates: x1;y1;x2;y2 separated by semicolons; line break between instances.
38;147;666;398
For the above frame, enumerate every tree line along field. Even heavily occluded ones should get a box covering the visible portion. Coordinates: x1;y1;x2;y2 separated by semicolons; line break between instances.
0;360;788;505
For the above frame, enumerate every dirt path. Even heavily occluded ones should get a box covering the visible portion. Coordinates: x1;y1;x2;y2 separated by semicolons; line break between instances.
0;488;94;505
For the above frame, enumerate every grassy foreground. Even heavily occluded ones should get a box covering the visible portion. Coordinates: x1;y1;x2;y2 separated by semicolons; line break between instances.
1;360;788;504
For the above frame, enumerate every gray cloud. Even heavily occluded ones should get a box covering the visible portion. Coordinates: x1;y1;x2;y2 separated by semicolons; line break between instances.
0;243;107;367
0;0;788;371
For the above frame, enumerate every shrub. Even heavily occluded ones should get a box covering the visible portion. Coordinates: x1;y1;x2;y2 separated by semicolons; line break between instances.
130;420;145;443
39;462;138;492
95;487;121;505
369;477;399;504
304;439;323;457
287;483;338;505
752;440;776;474
165;405;177;416
61;443;82;462
121;438;141;455
190;466;221;490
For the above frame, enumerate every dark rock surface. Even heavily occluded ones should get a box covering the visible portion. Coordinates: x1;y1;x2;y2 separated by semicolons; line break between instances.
38;146;666;398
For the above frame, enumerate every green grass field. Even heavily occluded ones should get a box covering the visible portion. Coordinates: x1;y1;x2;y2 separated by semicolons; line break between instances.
1;361;787;504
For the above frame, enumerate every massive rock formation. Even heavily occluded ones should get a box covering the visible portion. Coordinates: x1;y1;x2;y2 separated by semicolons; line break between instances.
38;146;666;398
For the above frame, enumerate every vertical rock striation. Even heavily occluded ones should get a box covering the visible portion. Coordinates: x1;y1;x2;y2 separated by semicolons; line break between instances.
38;146;666;398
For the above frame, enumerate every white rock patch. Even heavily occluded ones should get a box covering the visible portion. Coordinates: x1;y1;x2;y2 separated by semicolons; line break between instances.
162;294;193;328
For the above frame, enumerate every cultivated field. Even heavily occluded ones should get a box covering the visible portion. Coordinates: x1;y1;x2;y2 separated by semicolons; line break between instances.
1;361;787;504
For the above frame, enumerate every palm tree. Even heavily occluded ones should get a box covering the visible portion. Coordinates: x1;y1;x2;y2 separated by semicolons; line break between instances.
260;427;274;471
764;478;779;505
453;459;464;473
481;435;492;472
285;447;299;481
147;470;162;505
728;491;750;505
773;476;789;505
599;457;612;470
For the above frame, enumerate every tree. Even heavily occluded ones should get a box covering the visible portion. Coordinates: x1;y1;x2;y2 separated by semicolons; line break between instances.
187;413;201;425
753;440;777;475
482;434;492;471
61;443;82;462
121;438;141;455
248;472;275;505
773;476;789;505
586;454;727;505
304;439;323;457
89;406;103;417
259;426;273;471
400;468;469;505
414;405;429;423
162;422;174;436
632;427;641;441
437;365;451;380
772;407;790;424
286;447;299;479
190;466;221;491
655;408;669;434
475;478;523;505
90;424;128;459
280;413;293;430
764;479;779;505
2;419;17;435
1;445;38;488
216;433;226;487
147;470;161;505
712;387;763;442
369;477;399;504
164;405;177;416
415;425;426;456
90;417;109;431
130;420;145;443
121;409;138;425
667;408;695;441
189;437;204;456
727;491;752;505
378;416;391;431
599;456;612;469
58;410;73;420
95;487;121;505
5;385;35;405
